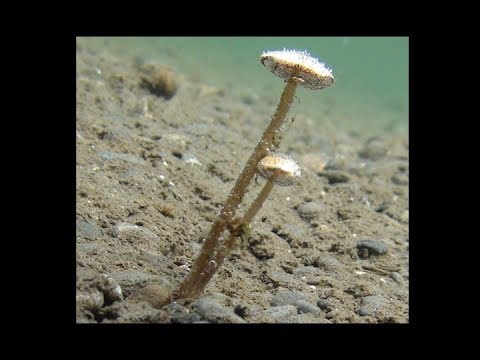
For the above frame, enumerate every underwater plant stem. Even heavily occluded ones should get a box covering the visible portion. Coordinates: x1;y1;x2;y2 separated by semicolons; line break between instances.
177;79;297;300
214;179;275;266
240;179;275;227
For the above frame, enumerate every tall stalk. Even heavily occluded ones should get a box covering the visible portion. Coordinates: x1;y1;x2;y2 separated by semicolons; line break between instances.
177;79;298;300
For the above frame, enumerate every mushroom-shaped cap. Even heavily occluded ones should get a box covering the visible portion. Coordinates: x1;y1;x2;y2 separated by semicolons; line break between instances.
261;49;334;90
258;153;301;186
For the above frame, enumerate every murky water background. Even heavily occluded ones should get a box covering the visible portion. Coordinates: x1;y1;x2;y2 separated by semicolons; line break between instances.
79;37;408;136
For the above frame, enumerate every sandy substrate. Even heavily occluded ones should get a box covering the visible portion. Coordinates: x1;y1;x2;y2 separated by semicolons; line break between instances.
76;39;409;323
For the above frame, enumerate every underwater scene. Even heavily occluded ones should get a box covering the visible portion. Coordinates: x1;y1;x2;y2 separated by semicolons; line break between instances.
76;37;409;323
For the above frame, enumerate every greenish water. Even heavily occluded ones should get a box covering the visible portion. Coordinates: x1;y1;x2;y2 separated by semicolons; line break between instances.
80;37;408;136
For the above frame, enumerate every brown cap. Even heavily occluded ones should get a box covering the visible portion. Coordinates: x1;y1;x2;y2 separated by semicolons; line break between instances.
261;49;334;90
257;153;301;186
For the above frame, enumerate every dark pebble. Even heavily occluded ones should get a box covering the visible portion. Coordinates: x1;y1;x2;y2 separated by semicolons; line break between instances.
317;299;334;312
357;296;385;316
356;239;388;258
234;304;251;319
391;173;409;186
318;170;350;184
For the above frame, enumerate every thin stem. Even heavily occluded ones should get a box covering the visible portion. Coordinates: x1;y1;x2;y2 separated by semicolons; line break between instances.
240;179;275;227
177;79;297;300
213;179;275;266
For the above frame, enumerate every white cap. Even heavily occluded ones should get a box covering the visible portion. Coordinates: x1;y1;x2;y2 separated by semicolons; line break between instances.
257;153;301;186
261;49;334;90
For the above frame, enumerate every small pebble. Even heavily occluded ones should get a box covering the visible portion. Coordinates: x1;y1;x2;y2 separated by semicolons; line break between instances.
167;303;201;323
98;151;146;165
297;202;325;220
325;155;348;170
109;270;159;297
358;138;387;160
315;255;342;272
193;296;246;324
76;289;104;313
76;219;102;240
96;274;123;304
357;295;386;316
295;300;319;314
317;299;334;312
112;222;160;244
181;153;202;166
356;239;388;258
234;304;251;319
264;305;297;321
270;291;307;307
391;173;409;186
270;291;318;314
293;266;322;276
389;272;403;284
